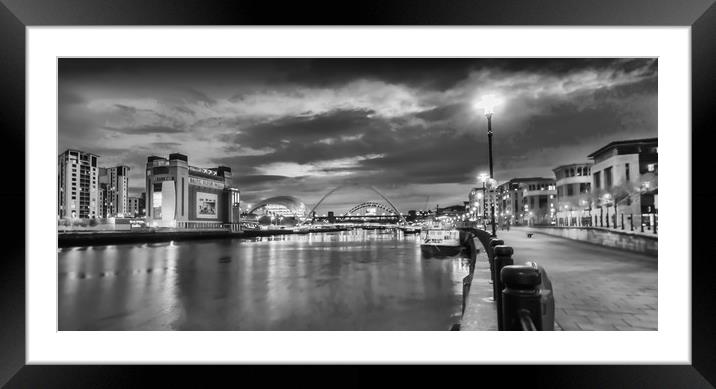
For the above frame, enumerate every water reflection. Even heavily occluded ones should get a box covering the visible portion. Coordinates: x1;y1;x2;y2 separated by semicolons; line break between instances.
59;230;470;331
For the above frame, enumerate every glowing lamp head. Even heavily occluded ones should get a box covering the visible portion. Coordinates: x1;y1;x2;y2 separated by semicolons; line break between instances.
475;94;501;117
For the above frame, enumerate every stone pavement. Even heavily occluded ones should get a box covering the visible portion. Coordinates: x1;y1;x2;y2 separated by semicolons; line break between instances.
460;250;498;331
493;228;658;330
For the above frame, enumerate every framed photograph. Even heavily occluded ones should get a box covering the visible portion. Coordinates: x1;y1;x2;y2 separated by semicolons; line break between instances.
1;0;713;386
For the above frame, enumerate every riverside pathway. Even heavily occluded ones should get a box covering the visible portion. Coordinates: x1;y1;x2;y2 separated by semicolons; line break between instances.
494;228;658;330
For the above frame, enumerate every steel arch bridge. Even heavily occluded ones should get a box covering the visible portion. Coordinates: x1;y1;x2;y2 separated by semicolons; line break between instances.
344;201;395;217
305;183;408;224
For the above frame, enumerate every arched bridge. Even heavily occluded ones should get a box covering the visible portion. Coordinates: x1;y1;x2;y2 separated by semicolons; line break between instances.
305;184;408;224
344;201;395;217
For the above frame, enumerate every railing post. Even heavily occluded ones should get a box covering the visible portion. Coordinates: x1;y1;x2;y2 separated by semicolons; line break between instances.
488;238;504;288
501;264;541;330
621;213;625;230
630;213;634;231
493;245;514;330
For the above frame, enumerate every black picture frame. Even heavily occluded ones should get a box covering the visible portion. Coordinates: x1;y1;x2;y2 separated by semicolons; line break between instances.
1;0;713;387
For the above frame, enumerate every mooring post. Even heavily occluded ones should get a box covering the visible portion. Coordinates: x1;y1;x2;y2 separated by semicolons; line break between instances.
488;238;504;289
501;264;541;330
493;245;514;330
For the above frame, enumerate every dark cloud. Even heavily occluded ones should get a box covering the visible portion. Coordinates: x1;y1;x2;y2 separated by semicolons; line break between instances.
58;89;85;105
102;124;184;134
113;104;137;114
182;88;216;106
149;141;183;149
232;175;291;186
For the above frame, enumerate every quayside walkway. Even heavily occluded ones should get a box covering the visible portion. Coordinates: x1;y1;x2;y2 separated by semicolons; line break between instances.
493;228;657;330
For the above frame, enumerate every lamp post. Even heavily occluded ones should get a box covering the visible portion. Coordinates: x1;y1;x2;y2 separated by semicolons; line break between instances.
482;97;498;238
478;173;489;231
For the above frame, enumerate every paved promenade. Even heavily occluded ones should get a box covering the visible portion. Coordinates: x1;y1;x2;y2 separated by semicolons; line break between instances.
495;228;658;330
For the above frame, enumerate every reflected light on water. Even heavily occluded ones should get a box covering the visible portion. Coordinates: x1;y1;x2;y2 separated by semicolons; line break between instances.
59;231;469;331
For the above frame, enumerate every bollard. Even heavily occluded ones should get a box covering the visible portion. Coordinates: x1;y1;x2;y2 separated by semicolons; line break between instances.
501;264;541;330
501;262;555;331
493;245;514;330
488;238;504;287
529;262;555;331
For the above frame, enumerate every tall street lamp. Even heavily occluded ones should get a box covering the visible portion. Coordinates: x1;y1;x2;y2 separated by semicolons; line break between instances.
478;173;489;231
478;95;499;237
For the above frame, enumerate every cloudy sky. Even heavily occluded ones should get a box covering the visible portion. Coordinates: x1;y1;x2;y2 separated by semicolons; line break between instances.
58;58;657;214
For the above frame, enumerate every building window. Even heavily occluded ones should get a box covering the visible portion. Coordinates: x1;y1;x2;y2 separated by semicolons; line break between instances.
539;196;548;209
567;184;574;196
625;163;630;181
577;167;582;176
604;167;613;188
594;171;601;189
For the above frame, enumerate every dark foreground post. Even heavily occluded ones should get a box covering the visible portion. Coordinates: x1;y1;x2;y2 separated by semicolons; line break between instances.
493;245;514;330
501;262;555;331
501;264;541;330
488;238;504;289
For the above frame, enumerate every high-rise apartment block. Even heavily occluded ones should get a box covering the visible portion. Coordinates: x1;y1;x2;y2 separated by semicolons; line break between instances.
98;165;131;217
58;149;100;219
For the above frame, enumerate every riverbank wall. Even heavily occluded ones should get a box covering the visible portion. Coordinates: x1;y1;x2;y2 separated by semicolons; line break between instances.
521;226;657;257
455;228;498;331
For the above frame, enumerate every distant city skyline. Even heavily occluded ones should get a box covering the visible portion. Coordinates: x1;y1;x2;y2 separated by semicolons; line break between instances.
59;58;657;213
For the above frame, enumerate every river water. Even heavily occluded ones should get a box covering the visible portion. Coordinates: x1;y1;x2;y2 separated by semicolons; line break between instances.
58;229;470;331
